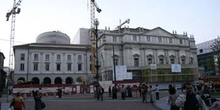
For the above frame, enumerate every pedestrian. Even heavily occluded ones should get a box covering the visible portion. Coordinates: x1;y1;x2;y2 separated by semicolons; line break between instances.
148;85;154;103
155;84;160;100
167;87;179;110
120;85;126;100
108;86;112;97
132;85;138;97
141;84;147;103
34;90;44;110
209;98;220;110
97;86;104;101
175;82;208;110
139;84;142;97
10;92;25;110
112;86;117;99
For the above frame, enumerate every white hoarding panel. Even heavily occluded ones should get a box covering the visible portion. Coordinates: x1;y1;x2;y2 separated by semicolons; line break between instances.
171;64;181;72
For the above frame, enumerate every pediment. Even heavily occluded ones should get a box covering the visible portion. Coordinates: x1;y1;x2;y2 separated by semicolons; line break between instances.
144;27;176;38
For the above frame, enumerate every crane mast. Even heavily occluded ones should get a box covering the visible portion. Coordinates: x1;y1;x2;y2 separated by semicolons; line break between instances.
6;0;22;77
90;0;101;76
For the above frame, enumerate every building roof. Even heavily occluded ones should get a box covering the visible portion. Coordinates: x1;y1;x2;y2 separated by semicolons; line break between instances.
13;43;90;51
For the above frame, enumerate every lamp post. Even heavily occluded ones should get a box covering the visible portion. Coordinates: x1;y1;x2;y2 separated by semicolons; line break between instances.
112;45;117;99
94;19;100;84
94;19;100;99
112;45;117;87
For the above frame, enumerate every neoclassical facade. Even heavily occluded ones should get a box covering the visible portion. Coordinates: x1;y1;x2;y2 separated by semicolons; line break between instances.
14;27;199;84
14;31;93;84
96;27;198;82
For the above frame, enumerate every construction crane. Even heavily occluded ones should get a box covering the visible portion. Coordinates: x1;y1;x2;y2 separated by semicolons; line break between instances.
115;19;130;32
90;0;101;77
6;0;22;77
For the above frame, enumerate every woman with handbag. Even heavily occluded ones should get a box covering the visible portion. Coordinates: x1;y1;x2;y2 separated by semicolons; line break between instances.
167;87;179;110
34;90;45;110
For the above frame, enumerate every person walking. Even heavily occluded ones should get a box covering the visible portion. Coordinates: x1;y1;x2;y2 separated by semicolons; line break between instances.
167;87;179;110
155;84;160;100
97;86;104;101
108;86;112;97
10;92;25;110
120;85;126;100
34;90;44;110
148;85;154;103
141;84;147;103
112;86;117;99
175;82;208;110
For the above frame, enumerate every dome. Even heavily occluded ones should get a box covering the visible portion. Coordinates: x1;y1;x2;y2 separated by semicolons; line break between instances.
36;31;70;44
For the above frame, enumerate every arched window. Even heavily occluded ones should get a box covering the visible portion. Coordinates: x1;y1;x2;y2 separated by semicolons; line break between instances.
43;77;51;84
76;76;84;84
17;77;25;84
54;77;62;84
66;77;73;84
31;77;40;84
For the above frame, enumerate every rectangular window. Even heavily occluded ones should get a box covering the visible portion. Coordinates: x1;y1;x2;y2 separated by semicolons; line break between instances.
134;58;139;66
45;63;50;71
182;59;185;64
67;55;71;61
34;54;38;61
148;58;152;64
56;63;61;71
57;54;61;61
20;54;25;61
170;59;175;64
133;35;137;41
199;49;203;53
67;63;72;71
78;64;82;71
90;64;92;71
20;63;24;71
33;63;38;71
158;37;162;43
179;39;183;44
45;54;50;61
147;36;151;42
78;55;82;62
159;58;164;64
113;36;117;42
169;38;173;43
190;58;193;64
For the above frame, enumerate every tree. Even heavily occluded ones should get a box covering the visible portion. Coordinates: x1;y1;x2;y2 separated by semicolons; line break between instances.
210;37;220;75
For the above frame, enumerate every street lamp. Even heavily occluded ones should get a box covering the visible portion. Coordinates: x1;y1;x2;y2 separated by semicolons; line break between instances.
112;45;117;87
94;18;100;84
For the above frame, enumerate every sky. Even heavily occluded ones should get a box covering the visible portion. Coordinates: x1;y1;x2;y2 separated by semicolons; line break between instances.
0;0;219;67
